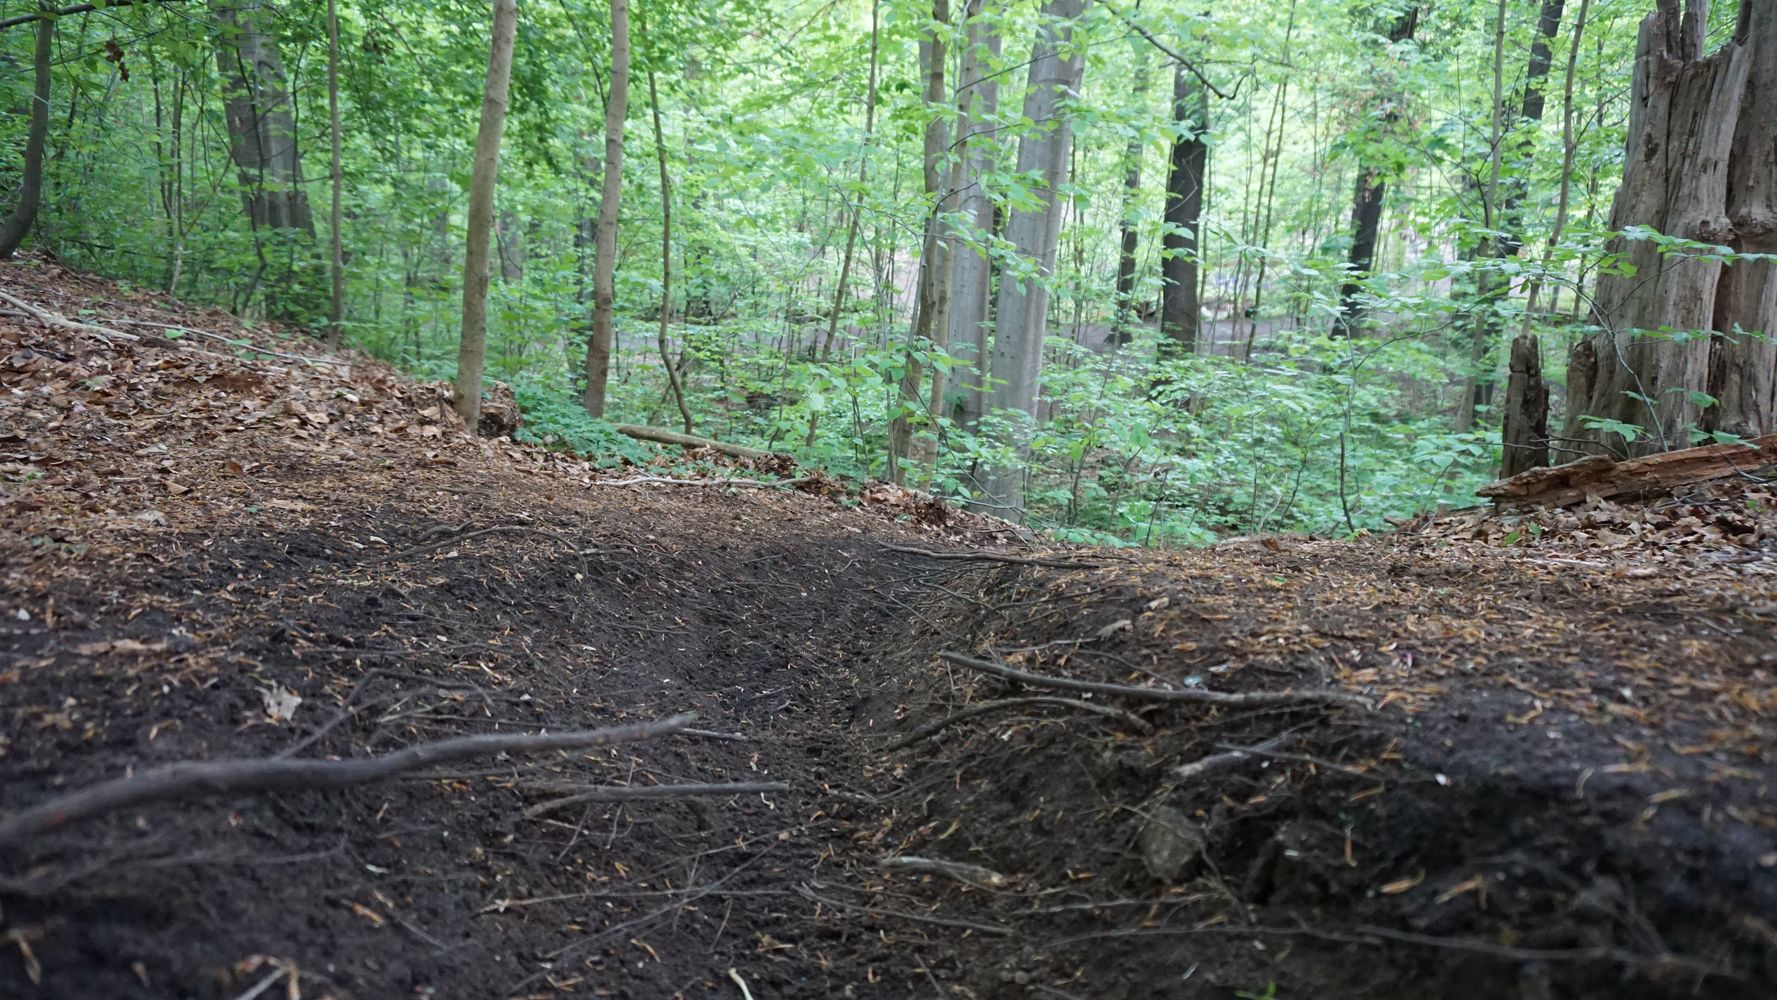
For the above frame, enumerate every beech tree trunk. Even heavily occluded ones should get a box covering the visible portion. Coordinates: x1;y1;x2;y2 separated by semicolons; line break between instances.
1331;6;1419;337
1562;0;1777;457
0;4;50;259
582;0;629;418
1159;62;1208;357
973;0;1086;516
453;0;519;428
213;1;314;235
887;0;949;484
946;2;1001;429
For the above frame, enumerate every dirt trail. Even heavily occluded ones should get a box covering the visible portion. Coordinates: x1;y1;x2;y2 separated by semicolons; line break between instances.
3;261;1776;999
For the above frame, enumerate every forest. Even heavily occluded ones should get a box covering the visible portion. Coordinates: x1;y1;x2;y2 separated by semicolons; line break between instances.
3;0;1770;542
3;2;1777;998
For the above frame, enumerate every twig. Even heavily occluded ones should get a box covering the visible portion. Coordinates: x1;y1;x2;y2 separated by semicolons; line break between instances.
878;855;1009;888
1210;742;1382;782
0;715;693;848
593;475;813;489
114;318;334;366
370;524;598;573
0;289;138;343
524;781;789;818
884;696;1152;751
940;652;1370;709
1172;734;1296;782
727;968;756;1000
881;543;1109;569
678;728;749;742
796;883;1015;937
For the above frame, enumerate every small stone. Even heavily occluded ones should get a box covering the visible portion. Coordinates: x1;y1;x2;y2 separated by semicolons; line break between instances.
1139;806;1204;882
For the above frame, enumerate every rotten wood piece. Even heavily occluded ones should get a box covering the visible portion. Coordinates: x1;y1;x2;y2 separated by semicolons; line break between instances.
612;423;789;462
0;715;693;848
1499;333;1550;478
1479;433;1777;508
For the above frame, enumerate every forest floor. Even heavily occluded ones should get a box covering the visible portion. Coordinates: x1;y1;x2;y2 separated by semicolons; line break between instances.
2;258;1775;1000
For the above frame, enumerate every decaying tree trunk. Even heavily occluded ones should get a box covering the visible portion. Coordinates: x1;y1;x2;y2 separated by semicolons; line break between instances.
582;0;630;418
1562;0;1777;457
973;0;1086;516
0;4;51;259
1500;334;1550;476
453;0;519;427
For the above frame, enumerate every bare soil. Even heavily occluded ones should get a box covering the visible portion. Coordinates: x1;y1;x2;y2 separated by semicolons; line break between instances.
2;259;1774;999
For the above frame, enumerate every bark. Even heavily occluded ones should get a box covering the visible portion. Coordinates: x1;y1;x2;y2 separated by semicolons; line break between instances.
973;0;1086;516
581;0;629;418
887;0;950;484
1159;62;1208;357
946;2;1001;428
212;0;314;235
0;4;50;259
1562;0;1777;457
646;66;693;435
1500;334;1550;476
1110;59;1149;344
453;0;519;428
325;0;345;346
1331;6;1419;337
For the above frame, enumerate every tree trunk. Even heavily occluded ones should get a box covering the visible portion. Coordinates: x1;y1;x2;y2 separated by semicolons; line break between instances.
1562;0;1777;457
0;4;50;259
324;0;345;346
213;1;314;235
1500;333;1550;476
817;0;880;363
582;0;629;418
887;0;949;484
453;0;519;428
647;66;693;435
1331;6;1419;337
946;1;1001;429
973;0;1086;516
1159;62;1208;357
1111;57;1150;345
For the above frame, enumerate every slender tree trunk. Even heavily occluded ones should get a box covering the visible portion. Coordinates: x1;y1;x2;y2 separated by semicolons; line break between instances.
817;0;880;363
453;0;519;428
325;0;345;346
1563;0;1777;456
1111;56;1150;344
947;1;1001;429
1244;0;1298;351
887;0;950;484
0;4;51;259
973;0;1086;516
647;66;693;434
1159;63;1208;357
582;0;630;417
1331;6;1420;337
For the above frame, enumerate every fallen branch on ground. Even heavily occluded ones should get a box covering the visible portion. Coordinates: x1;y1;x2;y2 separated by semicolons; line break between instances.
370;523;598;569
881;543;1109;569
940;652;1370;709
592;475;813;489
0;715;693;848
0;289;138;344
885;696;1153;751
115;317;335;366
796;883;1015;937
1172;734;1297;782
878;855;1009;888
524;781;789;818
613;423;788;462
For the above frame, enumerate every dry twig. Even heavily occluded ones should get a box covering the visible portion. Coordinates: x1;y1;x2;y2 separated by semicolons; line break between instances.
524;781;789;818
884;696;1153;751
0;715;693;848
882;543;1109;569
940;652;1370;709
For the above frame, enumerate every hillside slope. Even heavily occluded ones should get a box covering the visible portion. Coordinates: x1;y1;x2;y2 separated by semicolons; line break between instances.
3;260;1774;999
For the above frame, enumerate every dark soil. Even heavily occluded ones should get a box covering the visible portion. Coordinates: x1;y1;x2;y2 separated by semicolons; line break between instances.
2;259;1775;999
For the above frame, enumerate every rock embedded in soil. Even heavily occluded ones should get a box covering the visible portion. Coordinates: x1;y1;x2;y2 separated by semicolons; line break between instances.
1139;805;1205;882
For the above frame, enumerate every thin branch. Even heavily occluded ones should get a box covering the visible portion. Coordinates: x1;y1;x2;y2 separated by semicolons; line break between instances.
1099;1;1231;100
881;543;1110;569
524;781;789;818
885;696;1152;751
0;290;137;343
940;652;1370;709
0;715;694;848
592;475;813;489
2;1;192;32
796;883;1015;937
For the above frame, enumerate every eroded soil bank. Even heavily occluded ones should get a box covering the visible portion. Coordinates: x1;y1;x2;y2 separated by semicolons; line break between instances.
3;262;1775;998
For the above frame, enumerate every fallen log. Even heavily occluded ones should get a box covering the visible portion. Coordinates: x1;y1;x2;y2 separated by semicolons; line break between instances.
1479;434;1777;508
612;424;789;462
